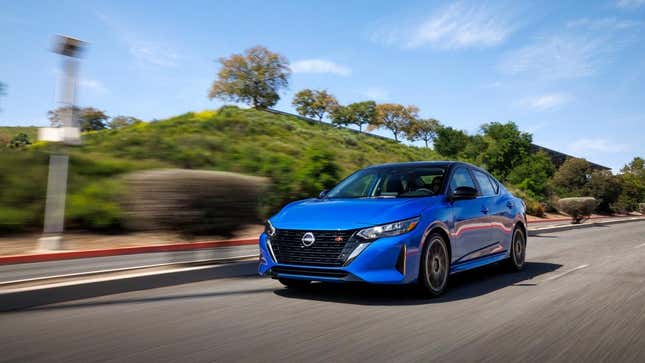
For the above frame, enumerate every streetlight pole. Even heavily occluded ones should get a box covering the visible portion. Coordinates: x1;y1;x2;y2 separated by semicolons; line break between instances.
38;35;85;251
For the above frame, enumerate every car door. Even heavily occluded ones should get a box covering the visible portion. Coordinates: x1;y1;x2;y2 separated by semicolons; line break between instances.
448;167;492;264
471;169;503;252
484;174;515;252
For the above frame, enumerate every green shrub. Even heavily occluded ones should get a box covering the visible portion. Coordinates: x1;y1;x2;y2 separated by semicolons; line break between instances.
67;179;125;231
293;144;341;199
123;169;268;236
507;185;545;217
639;203;645;214
557;197;598;224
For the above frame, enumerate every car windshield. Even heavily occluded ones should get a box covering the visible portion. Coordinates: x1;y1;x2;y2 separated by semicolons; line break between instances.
326;166;446;199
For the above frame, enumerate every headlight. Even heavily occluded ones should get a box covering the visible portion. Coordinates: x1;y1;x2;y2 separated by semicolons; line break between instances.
356;217;420;241
265;220;276;237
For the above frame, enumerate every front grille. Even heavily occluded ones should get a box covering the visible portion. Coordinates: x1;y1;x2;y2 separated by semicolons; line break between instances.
271;266;349;278
270;229;358;267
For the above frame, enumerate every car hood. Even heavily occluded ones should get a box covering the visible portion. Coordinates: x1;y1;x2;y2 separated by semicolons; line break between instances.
270;197;440;230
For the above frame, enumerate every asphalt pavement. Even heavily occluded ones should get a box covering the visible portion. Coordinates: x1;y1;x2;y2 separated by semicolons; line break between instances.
1;221;645;362
0;245;258;283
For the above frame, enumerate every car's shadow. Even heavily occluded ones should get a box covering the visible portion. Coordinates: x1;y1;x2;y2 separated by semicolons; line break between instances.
274;262;562;306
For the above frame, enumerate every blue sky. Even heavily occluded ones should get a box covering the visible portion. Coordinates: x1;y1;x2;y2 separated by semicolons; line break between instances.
1;0;644;171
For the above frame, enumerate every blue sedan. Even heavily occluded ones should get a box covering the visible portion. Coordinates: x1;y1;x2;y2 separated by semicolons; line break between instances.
259;161;527;296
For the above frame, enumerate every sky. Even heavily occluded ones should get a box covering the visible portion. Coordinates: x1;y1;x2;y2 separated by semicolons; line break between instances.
1;0;644;171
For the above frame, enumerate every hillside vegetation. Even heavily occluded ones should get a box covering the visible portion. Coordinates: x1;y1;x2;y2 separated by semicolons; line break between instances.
0;106;439;233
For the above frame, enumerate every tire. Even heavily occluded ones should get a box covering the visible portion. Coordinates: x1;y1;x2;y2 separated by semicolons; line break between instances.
418;232;450;297
505;227;526;271
278;278;311;289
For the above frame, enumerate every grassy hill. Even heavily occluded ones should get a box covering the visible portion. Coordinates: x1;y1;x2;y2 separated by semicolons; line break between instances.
0;126;37;146
1;106;440;233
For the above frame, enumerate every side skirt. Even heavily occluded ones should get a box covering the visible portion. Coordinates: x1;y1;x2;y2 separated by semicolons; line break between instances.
450;251;508;274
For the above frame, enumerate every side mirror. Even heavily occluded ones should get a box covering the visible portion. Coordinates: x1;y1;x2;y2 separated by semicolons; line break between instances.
318;189;329;199
450;186;478;201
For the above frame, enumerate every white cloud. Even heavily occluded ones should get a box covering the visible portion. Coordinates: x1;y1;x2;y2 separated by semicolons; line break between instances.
616;0;645;8
521;93;570;111
361;87;389;101
499;35;607;79
130;42;179;68
499;15;641;80
566;17;642;30
79;79;108;94
290;59;351;76
370;2;516;50
95;12;180;69
568;138;629;154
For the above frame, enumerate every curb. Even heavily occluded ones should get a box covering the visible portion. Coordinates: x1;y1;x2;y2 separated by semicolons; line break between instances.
528;217;645;236
0;237;258;265
527;215;608;224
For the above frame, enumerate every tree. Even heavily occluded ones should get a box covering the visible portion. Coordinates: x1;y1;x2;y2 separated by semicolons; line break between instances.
507;151;555;199
79;108;109;131
208;46;290;109
615;157;645;212
331;101;376;132
433;126;470;158
370;104;419;141
109;116;142;129
407;118;440;147
477;122;533;181
48;106;109;131
8;133;31;148
588;170;622;213
552;157;593;197
48;106;79;128
292;89;339;120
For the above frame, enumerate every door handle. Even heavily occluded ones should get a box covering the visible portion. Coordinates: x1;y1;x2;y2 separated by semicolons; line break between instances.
506;201;513;209
481;207;489;214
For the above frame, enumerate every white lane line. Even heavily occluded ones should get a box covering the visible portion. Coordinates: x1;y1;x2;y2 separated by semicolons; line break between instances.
634;242;645;249
546;264;590;281
0;255;258;288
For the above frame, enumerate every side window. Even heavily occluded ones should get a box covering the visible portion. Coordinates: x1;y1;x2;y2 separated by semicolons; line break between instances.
449;167;477;192
473;170;496;196
488;175;499;194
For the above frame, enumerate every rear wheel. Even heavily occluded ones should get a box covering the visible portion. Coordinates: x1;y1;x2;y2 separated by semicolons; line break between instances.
505;227;526;271
278;278;311;289
418;233;450;297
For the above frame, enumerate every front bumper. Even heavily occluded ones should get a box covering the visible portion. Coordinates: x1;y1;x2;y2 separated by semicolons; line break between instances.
258;229;424;284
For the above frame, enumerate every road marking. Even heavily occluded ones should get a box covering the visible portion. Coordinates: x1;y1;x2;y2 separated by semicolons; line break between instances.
0;255;258;288
634;242;645;249
545;264;589;281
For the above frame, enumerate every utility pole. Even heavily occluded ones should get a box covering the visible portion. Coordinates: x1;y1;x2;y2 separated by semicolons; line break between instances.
38;35;85;250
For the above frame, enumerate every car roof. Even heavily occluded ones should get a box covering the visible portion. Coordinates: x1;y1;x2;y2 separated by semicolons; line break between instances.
365;161;496;179
366;160;470;170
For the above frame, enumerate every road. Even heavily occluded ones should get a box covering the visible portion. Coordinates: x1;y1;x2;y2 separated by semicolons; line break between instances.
0;245;258;283
1;221;645;362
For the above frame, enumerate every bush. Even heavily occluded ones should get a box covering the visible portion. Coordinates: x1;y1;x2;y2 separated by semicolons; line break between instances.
557;197;598;224
639;203;645;214
123;169;268;236
506;185;545;217
67;180;125;231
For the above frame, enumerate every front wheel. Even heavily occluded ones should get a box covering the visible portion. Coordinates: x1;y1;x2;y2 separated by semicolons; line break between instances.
418;233;450;297
505;227;526;271
278;278;311;289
